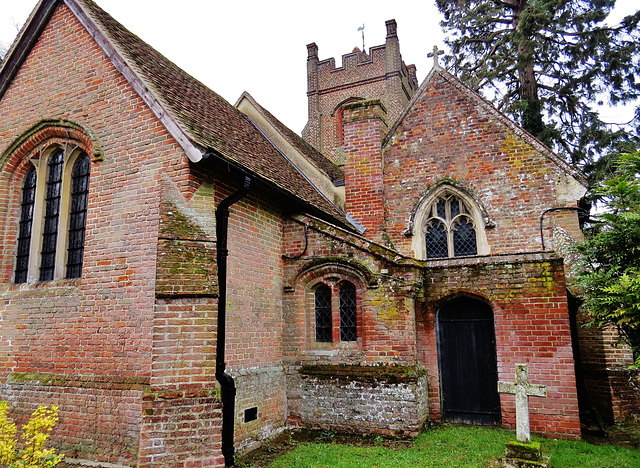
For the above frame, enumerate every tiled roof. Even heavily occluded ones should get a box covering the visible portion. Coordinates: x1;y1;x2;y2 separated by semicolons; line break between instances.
79;0;349;224
243;95;344;182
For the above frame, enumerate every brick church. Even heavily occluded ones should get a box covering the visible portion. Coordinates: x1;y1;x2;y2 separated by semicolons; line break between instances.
0;0;637;466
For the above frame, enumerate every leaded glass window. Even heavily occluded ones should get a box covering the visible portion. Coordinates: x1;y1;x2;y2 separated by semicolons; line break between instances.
40;149;64;281
425;220;448;259
424;193;478;259
15;168;37;283
339;282;357;342
66;154;90;278
14;146;92;283
453;218;477;257
315;284;332;342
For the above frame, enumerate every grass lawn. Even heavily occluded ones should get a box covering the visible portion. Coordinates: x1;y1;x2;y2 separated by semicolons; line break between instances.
238;424;640;467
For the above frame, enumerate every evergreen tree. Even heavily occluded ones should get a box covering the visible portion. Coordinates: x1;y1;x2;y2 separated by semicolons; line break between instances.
573;151;640;365
436;0;640;167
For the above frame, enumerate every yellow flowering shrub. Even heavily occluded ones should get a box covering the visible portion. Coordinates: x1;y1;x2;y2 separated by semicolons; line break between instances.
0;401;17;464
0;402;63;468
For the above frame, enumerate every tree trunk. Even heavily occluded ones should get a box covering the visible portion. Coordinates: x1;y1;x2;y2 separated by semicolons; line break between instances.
511;0;546;138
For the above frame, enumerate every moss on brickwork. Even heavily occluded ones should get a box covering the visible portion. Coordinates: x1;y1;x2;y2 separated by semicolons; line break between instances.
372;287;402;320
527;262;555;292
300;364;427;384
159;205;208;240
7;372;149;390
156;197;218;297
156;239;217;297
8;372;59;385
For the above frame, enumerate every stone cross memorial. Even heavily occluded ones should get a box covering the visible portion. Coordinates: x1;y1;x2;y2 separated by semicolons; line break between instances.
498;364;547;444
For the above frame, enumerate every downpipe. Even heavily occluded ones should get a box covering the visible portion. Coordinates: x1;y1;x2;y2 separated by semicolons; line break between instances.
215;174;251;467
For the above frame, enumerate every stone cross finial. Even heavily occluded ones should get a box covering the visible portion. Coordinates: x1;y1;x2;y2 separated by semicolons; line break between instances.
428;45;444;68
498;364;547;444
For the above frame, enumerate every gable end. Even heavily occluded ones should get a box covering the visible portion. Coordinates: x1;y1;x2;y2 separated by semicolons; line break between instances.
0;0;59;101
383;67;587;187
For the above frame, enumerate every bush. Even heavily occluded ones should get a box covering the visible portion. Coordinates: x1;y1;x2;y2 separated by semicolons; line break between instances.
0;401;63;468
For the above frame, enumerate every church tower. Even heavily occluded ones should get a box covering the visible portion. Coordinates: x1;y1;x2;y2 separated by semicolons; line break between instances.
302;20;418;163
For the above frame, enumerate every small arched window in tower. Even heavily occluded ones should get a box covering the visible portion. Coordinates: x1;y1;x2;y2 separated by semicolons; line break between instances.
337;107;344;145
315;284;332;342
339;282;357;341
334;97;364;147
424;193;478;258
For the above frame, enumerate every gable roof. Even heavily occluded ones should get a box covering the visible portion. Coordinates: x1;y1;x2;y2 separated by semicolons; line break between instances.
236;92;345;184
383;64;588;187
236;92;345;210
0;0;351;227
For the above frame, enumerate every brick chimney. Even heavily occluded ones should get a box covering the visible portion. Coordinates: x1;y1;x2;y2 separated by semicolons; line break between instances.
342;99;388;240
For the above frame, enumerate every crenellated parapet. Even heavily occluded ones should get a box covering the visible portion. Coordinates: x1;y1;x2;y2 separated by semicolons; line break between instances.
302;19;418;163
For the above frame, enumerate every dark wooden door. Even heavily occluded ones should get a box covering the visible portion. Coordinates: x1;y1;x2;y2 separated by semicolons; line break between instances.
437;297;501;425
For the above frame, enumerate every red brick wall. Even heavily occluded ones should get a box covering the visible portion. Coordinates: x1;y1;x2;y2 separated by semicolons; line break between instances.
282;217;427;436
1;381;143;464
382;71;581;258
282;218;420;368
416;253;581;439
574;310;640;423
342;100;387;241
139;393;224;467
0;4;218;466
221;180;287;450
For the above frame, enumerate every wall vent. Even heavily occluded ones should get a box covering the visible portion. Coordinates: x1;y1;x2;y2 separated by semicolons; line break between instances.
244;407;258;423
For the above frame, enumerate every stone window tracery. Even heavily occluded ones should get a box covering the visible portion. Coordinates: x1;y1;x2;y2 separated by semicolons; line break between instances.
412;186;489;259
424;193;478;258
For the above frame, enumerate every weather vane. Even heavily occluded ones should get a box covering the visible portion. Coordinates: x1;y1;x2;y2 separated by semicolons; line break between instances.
357;24;365;52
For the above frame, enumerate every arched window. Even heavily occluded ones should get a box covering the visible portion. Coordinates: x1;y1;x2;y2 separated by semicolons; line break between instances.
14;146;91;283
412;186;489;260
309;276;361;345
424;193;478;258
40;149;64;281
334;97;364;146
66;153;91;279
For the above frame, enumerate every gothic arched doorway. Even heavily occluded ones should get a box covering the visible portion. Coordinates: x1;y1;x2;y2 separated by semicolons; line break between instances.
437;296;501;425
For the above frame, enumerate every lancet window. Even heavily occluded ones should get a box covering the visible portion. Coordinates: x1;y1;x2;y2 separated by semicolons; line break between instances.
14;146;91;283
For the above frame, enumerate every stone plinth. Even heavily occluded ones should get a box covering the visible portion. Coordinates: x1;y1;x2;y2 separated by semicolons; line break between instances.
498;440;550;468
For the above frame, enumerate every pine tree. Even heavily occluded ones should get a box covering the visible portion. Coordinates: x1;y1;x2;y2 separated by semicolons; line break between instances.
436;0;640;167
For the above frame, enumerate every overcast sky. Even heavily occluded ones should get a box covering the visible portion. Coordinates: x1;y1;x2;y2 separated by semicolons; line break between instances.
0;0;637;133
